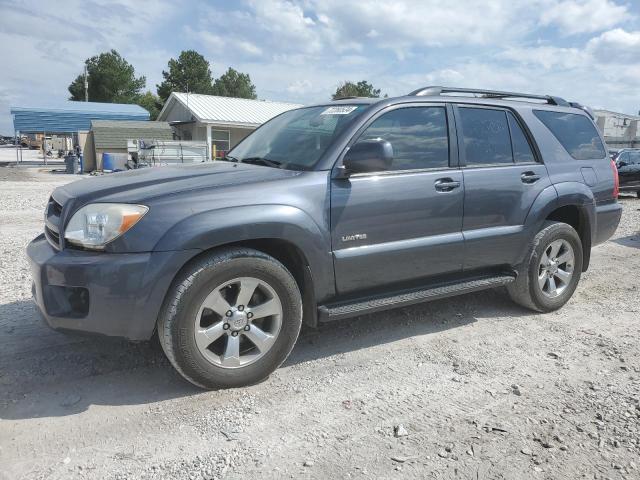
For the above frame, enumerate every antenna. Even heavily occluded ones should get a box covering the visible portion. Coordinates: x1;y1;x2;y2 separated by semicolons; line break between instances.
84;65;88;102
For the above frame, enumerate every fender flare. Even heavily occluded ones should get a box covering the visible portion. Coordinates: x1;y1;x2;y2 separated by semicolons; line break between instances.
154;204;334;301
524;182;595;270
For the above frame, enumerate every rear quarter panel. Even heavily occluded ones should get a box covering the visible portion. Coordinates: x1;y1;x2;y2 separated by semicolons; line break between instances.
519;107;614;205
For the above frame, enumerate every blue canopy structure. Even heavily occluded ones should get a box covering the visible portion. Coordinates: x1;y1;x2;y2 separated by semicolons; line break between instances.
11;101;149;133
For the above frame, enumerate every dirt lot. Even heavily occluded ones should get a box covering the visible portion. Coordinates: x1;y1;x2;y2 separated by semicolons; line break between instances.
0;165;639;480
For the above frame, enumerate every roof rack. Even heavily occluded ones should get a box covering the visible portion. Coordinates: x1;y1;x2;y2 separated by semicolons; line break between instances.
407;86;570;107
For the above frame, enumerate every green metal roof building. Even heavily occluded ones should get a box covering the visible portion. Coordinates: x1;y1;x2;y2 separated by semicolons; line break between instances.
86;120;173;171
91;120;172;149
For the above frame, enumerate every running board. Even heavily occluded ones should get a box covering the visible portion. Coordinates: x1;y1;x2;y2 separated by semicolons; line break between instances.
318;275;516;322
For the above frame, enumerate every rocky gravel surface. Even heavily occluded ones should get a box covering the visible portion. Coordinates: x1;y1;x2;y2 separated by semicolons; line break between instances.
0;166;639;480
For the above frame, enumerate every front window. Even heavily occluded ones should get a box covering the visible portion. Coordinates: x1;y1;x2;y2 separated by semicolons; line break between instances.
227;105;368;170
358;106;449;171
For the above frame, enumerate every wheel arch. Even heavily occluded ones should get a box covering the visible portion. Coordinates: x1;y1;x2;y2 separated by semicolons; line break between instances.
544;204;592;271
155;205;333;327
525;182;595;272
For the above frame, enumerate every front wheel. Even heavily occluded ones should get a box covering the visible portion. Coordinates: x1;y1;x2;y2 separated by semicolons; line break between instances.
158;247;302;389
507;221;583;312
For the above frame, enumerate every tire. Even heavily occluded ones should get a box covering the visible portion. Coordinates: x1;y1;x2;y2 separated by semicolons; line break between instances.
507;221;583;312
158;247;302;389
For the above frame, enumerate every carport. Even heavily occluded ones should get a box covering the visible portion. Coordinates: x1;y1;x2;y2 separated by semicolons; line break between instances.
10;101;150;166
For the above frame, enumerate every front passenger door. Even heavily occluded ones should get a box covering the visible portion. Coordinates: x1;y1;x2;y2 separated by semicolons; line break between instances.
330;105;465;295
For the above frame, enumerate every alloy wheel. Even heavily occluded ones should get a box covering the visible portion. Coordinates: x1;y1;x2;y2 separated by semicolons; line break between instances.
193;277;283;368
538;239;575;298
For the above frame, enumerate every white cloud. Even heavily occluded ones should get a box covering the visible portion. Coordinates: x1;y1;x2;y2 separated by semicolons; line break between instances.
0;0;178;133
0;0;639;134
305;0;536;51
587;28;640;63
499;46;588;69
286;79;313;94
539;0;630;35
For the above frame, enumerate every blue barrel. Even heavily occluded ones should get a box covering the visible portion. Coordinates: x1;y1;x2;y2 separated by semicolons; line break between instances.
102;152;114;171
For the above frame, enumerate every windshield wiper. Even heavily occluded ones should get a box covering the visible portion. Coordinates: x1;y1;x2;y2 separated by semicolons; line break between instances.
220;155;239;162
240;157;283;168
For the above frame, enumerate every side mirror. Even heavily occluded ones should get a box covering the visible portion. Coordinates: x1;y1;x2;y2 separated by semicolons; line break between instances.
342;139;393;175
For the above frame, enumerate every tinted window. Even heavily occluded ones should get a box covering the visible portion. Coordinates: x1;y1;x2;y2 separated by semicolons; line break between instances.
459;108;513;165
361;107;449;170
507;112;535;163
534;110;606;160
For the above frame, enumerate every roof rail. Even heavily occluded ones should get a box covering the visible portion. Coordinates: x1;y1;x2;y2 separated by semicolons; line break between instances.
407;86;570;107
332;96;367;100
568;101;595;119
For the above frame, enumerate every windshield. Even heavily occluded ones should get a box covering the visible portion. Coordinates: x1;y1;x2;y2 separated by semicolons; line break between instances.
227;104;369;170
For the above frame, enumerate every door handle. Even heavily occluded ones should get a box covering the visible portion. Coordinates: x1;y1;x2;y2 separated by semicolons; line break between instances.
434;178;461;192
521;171;541;184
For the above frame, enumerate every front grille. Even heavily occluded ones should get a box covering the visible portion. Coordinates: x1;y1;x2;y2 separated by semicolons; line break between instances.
44;196;63;249
45;225;60;247
50;197;62;216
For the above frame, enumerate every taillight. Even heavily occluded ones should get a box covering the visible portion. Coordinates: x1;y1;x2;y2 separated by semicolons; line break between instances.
610;159;619;199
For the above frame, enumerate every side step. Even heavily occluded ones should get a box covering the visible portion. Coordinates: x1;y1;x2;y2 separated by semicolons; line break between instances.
318;275;516;322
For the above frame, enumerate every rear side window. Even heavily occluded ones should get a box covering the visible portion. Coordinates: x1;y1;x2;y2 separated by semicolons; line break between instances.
361;106;449;170
534;110;606;160
507;112;535;163
459;107;513;165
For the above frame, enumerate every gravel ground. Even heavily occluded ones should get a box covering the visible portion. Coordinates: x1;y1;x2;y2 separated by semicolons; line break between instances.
0;165;639;480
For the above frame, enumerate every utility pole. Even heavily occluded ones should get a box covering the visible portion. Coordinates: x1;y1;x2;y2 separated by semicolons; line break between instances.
84;65;88;102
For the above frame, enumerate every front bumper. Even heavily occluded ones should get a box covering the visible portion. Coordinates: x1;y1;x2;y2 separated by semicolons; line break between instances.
26;234;198;340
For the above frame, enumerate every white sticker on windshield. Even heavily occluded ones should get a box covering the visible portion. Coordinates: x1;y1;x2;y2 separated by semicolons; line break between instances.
320;106;358;115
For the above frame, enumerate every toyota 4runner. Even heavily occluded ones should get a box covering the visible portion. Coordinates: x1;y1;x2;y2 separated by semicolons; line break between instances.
27;86;622;389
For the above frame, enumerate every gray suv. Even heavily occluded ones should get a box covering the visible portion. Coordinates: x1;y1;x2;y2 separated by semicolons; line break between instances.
27;87;622;389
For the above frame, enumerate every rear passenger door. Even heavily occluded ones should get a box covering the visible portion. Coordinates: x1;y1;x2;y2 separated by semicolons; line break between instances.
454;105;551;270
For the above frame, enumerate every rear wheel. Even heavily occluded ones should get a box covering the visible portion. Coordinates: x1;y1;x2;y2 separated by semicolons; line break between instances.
158;247;302;389
507;221;583;312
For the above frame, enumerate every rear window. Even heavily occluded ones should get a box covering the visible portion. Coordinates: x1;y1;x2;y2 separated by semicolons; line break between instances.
534;110;606;160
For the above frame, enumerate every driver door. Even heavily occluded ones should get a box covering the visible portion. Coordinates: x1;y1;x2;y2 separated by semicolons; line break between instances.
330;105;465;295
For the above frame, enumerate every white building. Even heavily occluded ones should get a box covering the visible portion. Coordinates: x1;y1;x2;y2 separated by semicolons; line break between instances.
157;93;302;161
593;109;640;149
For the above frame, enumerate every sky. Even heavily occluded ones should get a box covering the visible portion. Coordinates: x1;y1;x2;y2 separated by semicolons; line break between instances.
0;0;639;135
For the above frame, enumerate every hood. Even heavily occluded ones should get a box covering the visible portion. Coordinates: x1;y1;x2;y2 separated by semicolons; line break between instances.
53;162;300;206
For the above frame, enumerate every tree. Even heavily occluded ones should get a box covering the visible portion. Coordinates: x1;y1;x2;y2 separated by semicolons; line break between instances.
136;91;162;120
212;67;257;99
332;80;383;100
68;50;146;103
156;50;215;103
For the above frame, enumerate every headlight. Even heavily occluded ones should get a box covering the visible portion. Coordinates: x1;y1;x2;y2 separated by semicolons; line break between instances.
64;203;148;249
